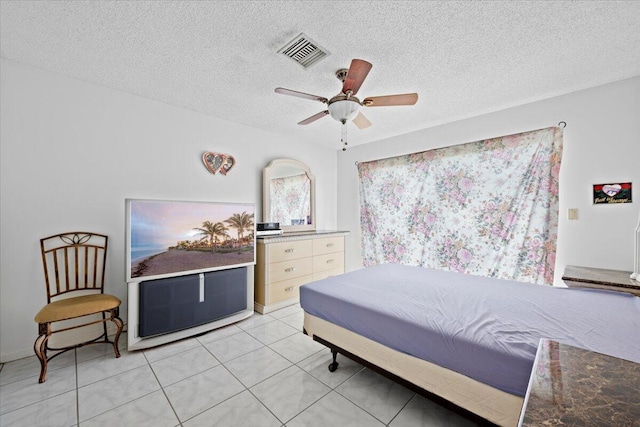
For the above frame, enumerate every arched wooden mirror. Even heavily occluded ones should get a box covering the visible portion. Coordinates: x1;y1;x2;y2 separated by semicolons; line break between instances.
263;159;316;232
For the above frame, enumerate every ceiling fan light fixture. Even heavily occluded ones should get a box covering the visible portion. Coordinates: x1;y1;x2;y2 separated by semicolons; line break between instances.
328;99;360;122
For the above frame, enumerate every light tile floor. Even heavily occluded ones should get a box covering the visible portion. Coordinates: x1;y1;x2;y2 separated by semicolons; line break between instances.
0;305;477;426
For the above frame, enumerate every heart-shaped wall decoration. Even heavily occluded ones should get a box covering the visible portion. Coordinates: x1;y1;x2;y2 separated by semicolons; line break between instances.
202;152;223;174
602;184;622;197
219;155;236;176
202;152;236;175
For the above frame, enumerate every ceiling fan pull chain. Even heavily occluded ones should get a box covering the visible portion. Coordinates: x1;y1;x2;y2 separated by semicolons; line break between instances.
341;122;348;151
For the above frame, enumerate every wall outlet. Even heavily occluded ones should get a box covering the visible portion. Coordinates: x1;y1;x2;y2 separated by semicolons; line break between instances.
568;208;579;220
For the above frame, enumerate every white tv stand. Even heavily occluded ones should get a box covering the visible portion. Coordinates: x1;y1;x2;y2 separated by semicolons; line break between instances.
127;266;254;351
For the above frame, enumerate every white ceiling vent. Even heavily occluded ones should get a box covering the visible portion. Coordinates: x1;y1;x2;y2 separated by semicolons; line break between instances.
278;33;330;69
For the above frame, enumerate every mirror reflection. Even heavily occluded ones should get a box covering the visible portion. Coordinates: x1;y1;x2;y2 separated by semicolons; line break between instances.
263;159;316;232
270;171;311;226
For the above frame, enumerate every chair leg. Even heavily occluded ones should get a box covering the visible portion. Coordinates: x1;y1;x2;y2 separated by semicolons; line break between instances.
102;312;109;342
110;310;124;359
34;324;51;383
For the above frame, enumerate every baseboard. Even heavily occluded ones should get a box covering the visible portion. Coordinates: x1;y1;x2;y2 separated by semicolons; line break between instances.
254;297;298;314
0;322;126;364
0;347;35;364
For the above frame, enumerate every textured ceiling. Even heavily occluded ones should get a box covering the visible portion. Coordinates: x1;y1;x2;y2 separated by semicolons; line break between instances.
2;1;640;149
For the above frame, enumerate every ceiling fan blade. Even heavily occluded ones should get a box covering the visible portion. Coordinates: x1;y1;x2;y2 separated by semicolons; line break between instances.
275;87;328;103
352;112;372;129
298;110;329;125
363;93;418;107
342;59;372;96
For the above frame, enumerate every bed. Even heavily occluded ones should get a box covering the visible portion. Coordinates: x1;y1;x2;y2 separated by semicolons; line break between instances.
299;263;640;426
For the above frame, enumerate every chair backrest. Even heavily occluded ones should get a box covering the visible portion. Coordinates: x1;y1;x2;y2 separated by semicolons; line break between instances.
40;232;108;302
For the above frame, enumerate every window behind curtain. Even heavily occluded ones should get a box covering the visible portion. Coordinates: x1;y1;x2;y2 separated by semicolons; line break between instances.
358;126;563;285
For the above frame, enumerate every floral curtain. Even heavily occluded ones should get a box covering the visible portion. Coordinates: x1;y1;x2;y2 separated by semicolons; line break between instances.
270;173;311;225
358;127;563;285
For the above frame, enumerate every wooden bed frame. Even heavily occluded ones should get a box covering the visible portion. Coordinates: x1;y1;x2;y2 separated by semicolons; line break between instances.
303;312;524;427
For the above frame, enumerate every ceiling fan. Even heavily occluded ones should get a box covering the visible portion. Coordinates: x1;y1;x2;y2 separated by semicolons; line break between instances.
275;59;418;149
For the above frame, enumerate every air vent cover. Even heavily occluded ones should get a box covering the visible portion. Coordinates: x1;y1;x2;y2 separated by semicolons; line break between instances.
278;33;330;69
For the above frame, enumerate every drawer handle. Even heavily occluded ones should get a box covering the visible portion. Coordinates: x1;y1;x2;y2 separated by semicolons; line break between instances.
285;286;295;292
285;267;296;272
326;243;335;247
326;259;334;264
285;249;294;253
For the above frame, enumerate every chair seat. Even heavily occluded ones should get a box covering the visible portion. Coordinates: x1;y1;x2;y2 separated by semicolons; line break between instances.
35;294;121;324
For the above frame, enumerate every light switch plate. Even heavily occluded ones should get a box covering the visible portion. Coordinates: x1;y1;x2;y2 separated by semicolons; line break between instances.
568;208;578;220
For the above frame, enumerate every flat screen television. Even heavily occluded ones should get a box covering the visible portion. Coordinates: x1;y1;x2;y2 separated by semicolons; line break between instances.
126;199;256;282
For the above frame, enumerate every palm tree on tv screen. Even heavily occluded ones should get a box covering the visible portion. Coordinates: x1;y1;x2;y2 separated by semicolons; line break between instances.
225;212;254;247
193;221;228;253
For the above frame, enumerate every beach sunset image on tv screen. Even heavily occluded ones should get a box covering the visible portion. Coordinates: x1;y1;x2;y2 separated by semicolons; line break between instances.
126;199;255;281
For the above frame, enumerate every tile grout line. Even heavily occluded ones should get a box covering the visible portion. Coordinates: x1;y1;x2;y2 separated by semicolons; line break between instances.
239;338;355;425
143;350;184;426
386;393;416;426
77;356;173;425
178;343;280;425
198;333;302;425
254;346;373;425
330;367;414;426
0;355;76;388
245;387;285;425
177;340;254;425
71;334;161;426
3;308;439;426
76;342;164;424
76;359;148;390
152;337;291;424
275;385;333;425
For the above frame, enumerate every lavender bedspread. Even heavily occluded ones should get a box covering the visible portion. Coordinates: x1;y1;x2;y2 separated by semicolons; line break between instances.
299;263;640;397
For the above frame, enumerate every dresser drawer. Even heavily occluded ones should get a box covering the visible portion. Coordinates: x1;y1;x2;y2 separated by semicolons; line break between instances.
313;236;344;256
269;257;313;283
269;275;312;304
313;252;344;273
254;232;347;314
268;240;312;263
312;267;344;282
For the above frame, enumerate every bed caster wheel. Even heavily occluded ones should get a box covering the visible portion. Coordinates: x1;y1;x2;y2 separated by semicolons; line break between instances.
328;362;339;372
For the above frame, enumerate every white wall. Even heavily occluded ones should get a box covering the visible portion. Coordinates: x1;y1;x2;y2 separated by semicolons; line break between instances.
3;59;639;362
0;59;338;362
337;76;640;285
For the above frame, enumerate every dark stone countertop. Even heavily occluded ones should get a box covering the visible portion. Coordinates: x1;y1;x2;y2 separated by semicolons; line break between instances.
563;265;640;296
519;339;640;426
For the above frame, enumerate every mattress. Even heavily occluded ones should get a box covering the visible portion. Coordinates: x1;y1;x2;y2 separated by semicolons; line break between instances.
299;263;640;397
303;312;524;427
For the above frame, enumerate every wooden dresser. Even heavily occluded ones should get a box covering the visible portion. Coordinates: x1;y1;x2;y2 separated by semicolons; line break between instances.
254;231;348;314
